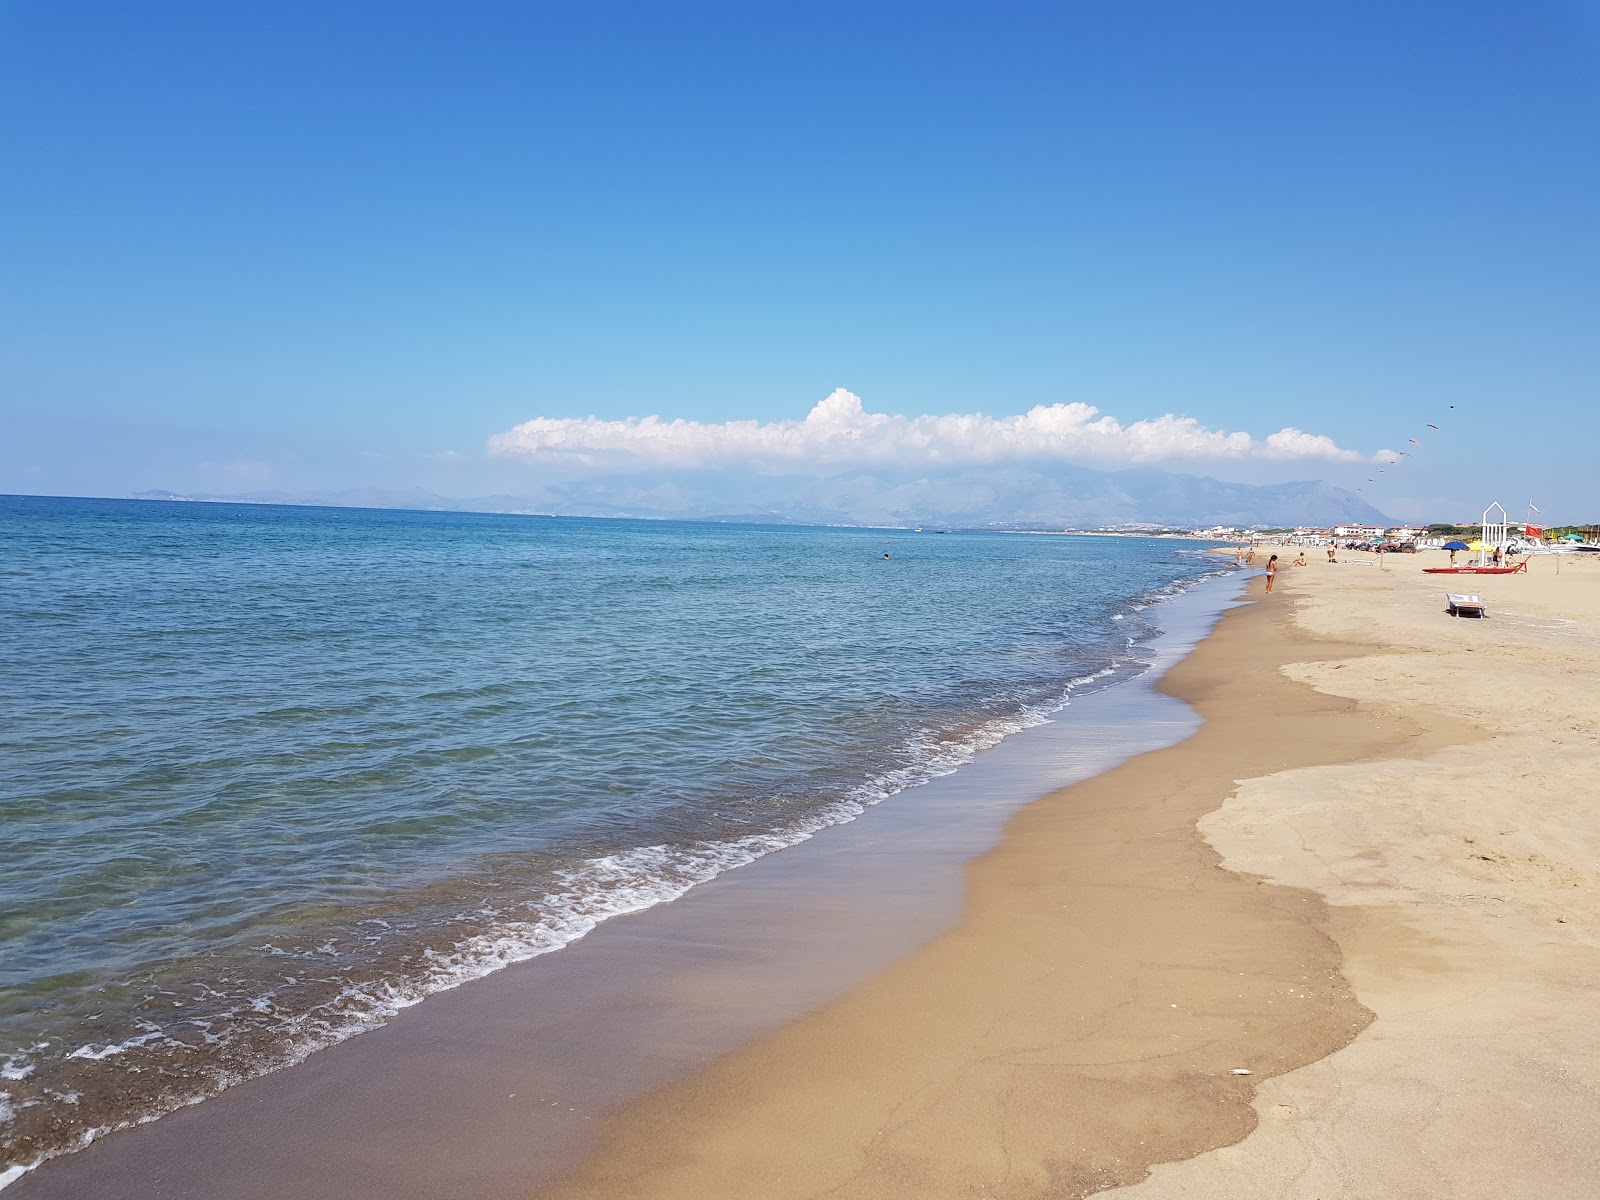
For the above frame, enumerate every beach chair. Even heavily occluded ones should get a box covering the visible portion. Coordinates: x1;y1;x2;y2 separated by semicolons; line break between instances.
1445;593;1487;618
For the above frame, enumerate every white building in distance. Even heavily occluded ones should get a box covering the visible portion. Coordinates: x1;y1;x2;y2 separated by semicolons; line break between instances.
1334;523;1386;539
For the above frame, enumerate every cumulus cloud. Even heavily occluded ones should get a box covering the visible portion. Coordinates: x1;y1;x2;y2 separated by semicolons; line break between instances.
487;389;1364;472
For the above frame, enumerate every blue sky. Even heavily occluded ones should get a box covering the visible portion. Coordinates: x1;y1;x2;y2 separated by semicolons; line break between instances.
3;1;1596;521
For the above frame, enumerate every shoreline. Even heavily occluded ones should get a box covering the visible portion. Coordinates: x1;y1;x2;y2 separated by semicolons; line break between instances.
536;552;1600;1200
530;567;1467;1199
5;574;1244;1199
25;551;1591;1198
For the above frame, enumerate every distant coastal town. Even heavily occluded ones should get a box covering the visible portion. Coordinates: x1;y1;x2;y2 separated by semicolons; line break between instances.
1051;519;1600;550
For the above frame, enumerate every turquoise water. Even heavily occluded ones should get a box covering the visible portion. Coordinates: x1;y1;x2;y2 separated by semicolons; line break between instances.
0;495;1225;1173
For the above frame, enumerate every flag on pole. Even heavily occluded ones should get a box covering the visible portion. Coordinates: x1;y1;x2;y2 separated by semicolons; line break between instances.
1527;524;1545;540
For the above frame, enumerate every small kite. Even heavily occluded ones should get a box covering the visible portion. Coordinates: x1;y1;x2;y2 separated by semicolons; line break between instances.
1427;424;1439;430
1409;438;1421;444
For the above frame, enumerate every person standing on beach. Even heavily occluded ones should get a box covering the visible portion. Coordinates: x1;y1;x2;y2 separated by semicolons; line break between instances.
1327;545;1337;563
1265;554;1279;592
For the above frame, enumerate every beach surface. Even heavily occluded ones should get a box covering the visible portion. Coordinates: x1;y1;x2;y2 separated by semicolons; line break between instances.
11;548;1597;1199
535;550;1600;1199
1119;549;1600;1198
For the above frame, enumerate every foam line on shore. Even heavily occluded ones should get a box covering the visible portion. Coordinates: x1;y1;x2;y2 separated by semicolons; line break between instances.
531;568;1467;1200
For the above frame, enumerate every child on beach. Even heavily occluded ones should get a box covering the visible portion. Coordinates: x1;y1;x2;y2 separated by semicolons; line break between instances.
1265;554;1278;592
1294;550;1307;566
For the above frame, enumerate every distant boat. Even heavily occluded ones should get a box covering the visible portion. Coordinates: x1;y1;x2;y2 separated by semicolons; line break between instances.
1520;538;1599;555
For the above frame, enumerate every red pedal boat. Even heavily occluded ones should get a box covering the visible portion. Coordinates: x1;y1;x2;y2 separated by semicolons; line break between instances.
1422;562;1527;575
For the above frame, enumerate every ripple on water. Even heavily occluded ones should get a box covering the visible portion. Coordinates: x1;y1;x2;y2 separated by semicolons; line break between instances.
0;498;1230;1177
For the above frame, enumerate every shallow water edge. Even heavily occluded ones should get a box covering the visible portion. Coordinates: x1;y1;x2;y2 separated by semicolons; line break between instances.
5;571;1248;1198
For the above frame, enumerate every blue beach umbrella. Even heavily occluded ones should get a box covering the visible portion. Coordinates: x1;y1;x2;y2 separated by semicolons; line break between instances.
1442;540;1470;551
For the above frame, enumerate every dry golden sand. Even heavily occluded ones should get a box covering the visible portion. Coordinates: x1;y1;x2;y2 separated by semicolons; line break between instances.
1120;550;1600;1198
529;551;1600;1200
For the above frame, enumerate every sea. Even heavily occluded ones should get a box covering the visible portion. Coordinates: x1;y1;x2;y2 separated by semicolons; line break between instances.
0;494;1233;1181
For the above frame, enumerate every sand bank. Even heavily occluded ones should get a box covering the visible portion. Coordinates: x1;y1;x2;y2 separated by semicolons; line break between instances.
1118;549;1600;1198
534;561;1530;1199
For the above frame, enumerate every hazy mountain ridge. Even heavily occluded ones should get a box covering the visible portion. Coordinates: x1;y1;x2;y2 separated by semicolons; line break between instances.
133;464;1390;528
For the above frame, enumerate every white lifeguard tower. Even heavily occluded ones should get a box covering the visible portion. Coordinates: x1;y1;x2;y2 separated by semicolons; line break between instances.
1480;502;1508;566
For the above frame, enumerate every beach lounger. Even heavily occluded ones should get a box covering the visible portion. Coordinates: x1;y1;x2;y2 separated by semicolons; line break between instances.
1445;593;1487;618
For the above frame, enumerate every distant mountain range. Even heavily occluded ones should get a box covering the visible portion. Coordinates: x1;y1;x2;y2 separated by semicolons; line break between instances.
133;464;1391;529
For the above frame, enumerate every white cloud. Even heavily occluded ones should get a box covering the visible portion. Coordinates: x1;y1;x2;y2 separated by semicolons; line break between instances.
487;389;1365;472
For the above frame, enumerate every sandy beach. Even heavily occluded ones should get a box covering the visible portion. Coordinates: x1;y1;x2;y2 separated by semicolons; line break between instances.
535;550;1600;1200
11;549;1597;1200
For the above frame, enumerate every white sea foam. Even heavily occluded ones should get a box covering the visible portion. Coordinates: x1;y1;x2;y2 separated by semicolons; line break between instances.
189;666;1121;1050
64;1030;172;1063
41;662;1125;1119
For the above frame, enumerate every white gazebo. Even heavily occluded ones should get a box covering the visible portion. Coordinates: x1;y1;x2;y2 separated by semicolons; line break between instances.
1480;502;1508;566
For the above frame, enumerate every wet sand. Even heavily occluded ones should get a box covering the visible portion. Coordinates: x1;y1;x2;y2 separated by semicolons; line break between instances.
533;570;1472;1199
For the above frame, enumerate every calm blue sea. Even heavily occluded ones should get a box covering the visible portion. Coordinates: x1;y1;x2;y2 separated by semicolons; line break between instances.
0;495;1226;1175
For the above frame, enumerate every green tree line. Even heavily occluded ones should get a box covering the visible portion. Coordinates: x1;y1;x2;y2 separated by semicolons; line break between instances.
1425;522;1599;539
